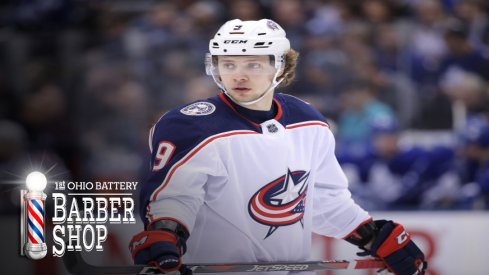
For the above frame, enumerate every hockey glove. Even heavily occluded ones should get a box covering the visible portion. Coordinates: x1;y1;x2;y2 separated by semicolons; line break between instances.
346;220;427;275
129;220;191;274
369;220;426;275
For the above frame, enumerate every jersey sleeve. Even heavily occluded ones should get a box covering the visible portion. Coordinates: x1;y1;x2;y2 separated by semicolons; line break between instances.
140;112;226;232
312;127;371;239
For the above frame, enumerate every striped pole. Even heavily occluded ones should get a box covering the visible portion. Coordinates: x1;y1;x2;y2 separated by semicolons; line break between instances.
23;191;47;260
27;198;45;245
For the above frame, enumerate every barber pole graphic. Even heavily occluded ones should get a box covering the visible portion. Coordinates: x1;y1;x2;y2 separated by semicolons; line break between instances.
21;171;48;260
28;198;45;244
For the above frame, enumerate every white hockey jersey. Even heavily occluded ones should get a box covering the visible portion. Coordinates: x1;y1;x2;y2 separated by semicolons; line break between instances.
140;92;370;265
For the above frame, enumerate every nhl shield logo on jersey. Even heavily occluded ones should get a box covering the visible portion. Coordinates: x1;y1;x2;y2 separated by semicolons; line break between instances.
180;102;216;116
248;169;309;238
266;123;278;133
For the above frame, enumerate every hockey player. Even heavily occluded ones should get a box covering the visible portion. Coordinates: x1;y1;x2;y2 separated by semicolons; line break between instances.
129;19;427;275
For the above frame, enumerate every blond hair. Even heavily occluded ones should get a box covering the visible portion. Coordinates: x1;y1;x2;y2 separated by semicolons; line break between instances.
278;49;299;87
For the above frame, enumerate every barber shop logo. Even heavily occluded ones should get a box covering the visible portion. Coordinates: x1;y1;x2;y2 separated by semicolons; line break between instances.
248;169;309;238
180;102;216;116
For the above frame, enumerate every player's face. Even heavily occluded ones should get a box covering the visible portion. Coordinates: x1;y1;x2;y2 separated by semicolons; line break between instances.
217;55;277;110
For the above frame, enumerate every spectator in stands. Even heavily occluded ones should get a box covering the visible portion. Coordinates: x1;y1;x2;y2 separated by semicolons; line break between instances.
456;103;489;209
228;0;264;21
453;0;489;50
287;52;346;119
440;68;487;122
336;80;397;159
271;0;307;50
405;0;448;92
361;0;399;26
441;18;489;80
77;62;149;181
340;117;457;209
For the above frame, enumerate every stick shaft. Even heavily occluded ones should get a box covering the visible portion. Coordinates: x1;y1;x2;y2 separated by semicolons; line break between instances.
188;259;385;273
63;251;385;274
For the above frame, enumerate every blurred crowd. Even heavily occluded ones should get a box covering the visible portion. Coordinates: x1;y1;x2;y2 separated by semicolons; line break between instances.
1;0;489;212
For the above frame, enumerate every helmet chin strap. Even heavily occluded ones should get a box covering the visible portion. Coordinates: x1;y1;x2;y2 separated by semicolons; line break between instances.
214;69;284;108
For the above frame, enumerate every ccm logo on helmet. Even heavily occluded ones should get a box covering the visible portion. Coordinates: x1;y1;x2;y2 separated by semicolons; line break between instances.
224;40;248;44
396;230;409;244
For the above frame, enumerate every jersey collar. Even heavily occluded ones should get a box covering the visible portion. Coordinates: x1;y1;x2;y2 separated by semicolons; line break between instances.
218;92;283;128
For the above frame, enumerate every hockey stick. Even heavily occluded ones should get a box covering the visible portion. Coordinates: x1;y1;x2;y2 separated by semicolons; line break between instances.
63;250;386;274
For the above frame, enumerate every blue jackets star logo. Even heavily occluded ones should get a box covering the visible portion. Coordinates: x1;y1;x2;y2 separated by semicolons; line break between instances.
248;169;309;238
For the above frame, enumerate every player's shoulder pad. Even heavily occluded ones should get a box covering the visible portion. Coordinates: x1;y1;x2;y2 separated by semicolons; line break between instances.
151;99;219;147
151;95;242;149
158;99;217;122
275;93;329;125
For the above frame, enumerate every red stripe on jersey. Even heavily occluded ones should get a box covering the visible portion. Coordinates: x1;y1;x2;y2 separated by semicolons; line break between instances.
273;98;283;120
251;193;306;219
151;130;258;202
251;211;304;225
286;121;329;129
219;93;260;127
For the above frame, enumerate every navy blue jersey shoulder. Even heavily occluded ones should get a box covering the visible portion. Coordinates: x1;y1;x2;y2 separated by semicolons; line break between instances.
274;93;328;125
152;96;256;147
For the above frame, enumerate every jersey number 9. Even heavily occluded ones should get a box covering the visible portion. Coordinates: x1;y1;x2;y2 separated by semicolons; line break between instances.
152;142;176;172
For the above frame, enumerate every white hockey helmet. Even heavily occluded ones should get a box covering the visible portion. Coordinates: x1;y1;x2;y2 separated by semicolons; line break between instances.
206;19;291;105
206;19;291;74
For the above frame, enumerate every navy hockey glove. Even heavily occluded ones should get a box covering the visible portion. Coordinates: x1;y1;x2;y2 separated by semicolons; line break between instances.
346;220;427;275
369;220;426;275
129;220;191;274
